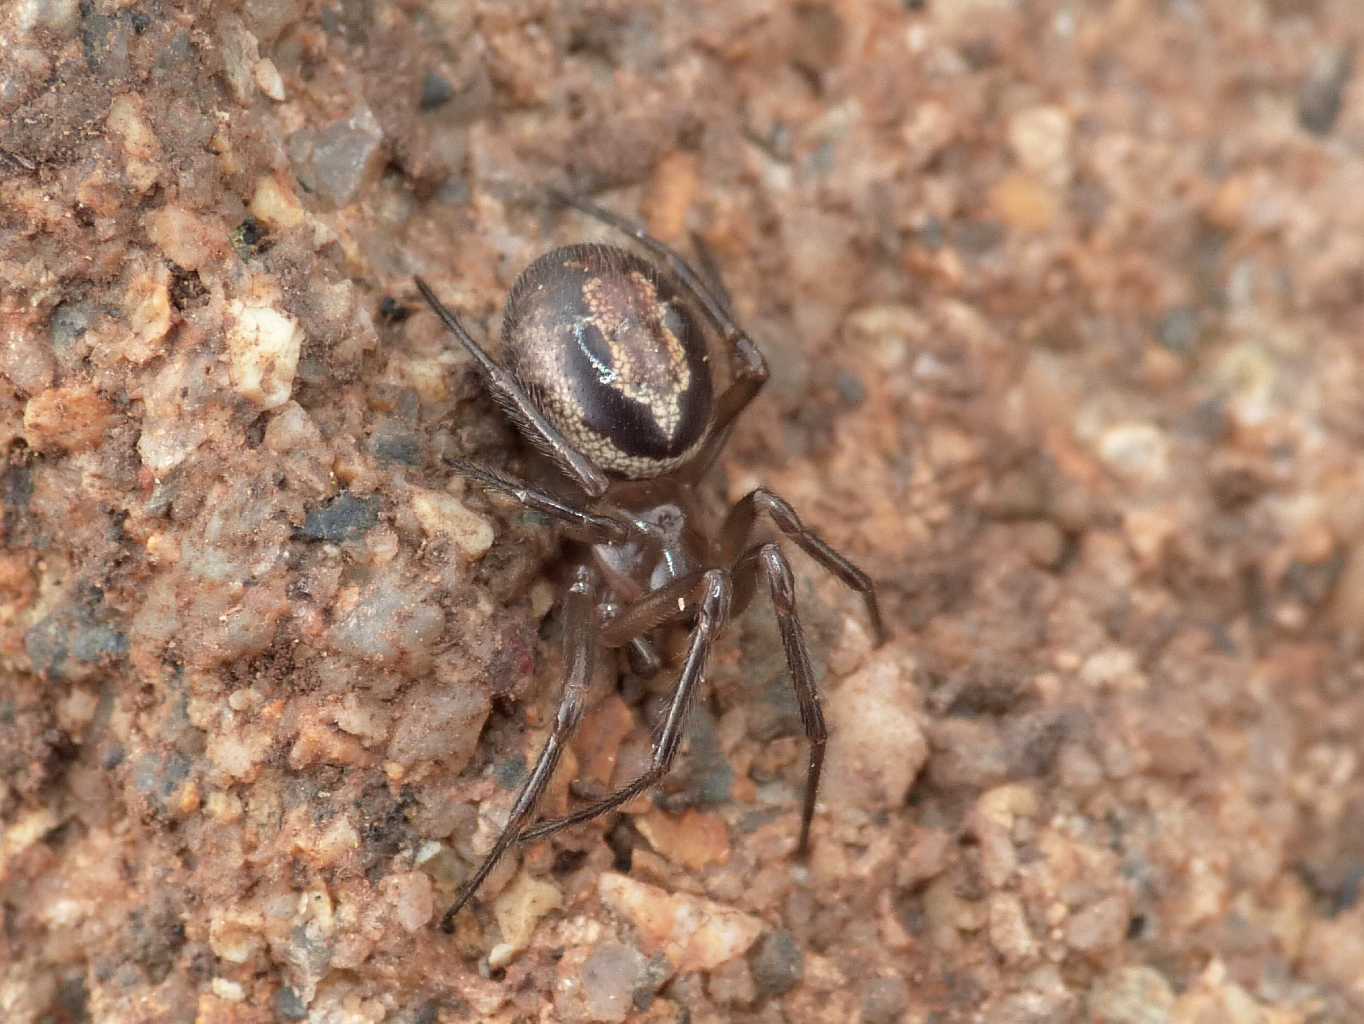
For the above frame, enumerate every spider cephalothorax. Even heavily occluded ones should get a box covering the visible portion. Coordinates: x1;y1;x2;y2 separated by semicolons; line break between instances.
415;192;884;932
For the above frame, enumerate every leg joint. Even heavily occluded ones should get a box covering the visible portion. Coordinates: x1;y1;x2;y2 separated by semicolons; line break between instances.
761;543;797;611
699;569;732;626
752;488;802;532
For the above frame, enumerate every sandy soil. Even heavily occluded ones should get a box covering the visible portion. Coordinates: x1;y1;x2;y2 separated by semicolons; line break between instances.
2;1;1364;1021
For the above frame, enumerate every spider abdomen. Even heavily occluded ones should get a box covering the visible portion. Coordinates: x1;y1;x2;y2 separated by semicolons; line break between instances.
502;244;714;479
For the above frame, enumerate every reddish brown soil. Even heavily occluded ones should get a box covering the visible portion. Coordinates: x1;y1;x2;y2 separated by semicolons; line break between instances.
3;2;1363;1022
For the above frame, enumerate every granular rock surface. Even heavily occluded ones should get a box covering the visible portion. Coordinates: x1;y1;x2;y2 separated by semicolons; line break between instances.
3;1;1364;1022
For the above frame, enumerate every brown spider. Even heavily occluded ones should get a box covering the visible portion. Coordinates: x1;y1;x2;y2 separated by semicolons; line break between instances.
414;193;885;931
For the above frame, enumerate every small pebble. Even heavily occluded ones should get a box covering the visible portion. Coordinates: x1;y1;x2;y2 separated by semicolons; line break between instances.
705;955;755;1006
144;205;228;272
379;871;434;933
217;14;261;105
263;401;322;454
23;385;115;453
1007;104;1073;186
411;487;495;560
254;58;286;101
492;869;562;960
822;652;928;816
288;104;386;208
597;873;763;974
325;567;444;670
1096;422;1170;485
579;941;647;1022
748;929;803;999
1;320;56;394
49;301;92;349
1156;307;1200;355
419;71;455;111
1085;965;1175;1024
211;977;245;1002
226;286;305;409
123;263;172;364
860;974;910;1024
988;892;1037;963
1171;964;1270;1024
1299;47;1353;136
106;94;161;193
387;679;489;772
988;173;1060;232
635;809;729;871
274;987;309;1021
250;176;306;231
1066;894;1130;956
301;491;380;543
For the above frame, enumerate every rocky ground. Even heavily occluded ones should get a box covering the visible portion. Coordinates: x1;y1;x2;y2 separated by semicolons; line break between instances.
3;0;1364;1021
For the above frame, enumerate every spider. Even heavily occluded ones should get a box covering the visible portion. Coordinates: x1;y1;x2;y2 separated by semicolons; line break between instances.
414;193;885;932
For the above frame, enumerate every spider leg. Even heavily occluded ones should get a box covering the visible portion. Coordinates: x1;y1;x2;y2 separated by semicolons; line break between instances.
625;633;663;677
415;277;611;498
548;191;769;481
516;569;732;844
735;543;826;855
598;569;706;648
721;488;885;647
447;458;632;544
549;190;732;332
598;596;664;679
440;565;598;930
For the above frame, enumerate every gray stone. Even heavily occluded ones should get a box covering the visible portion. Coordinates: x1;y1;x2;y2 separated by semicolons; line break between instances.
326;568;443;670
861;975;910;1024
289;105;385;208
1085;966;1175;1024
579;942;647;1023
299;491;380;543
748;930;803;1000
26;588;128;681
1299;48;1353;137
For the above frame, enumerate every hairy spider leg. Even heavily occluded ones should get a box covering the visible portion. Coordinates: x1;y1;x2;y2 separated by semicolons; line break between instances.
442;567;720;920
517;570;732;844
444;458;632;544
721;487;885;648
415;277;611;498
734;543;827;855
440;565;599;931
597;570;705;648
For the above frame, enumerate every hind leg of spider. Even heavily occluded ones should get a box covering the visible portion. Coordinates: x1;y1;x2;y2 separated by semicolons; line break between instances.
721;487;885;647
440;565;598;931
415;277;610;498
516;569;732;844
735;543;827;855
549;191;733;333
